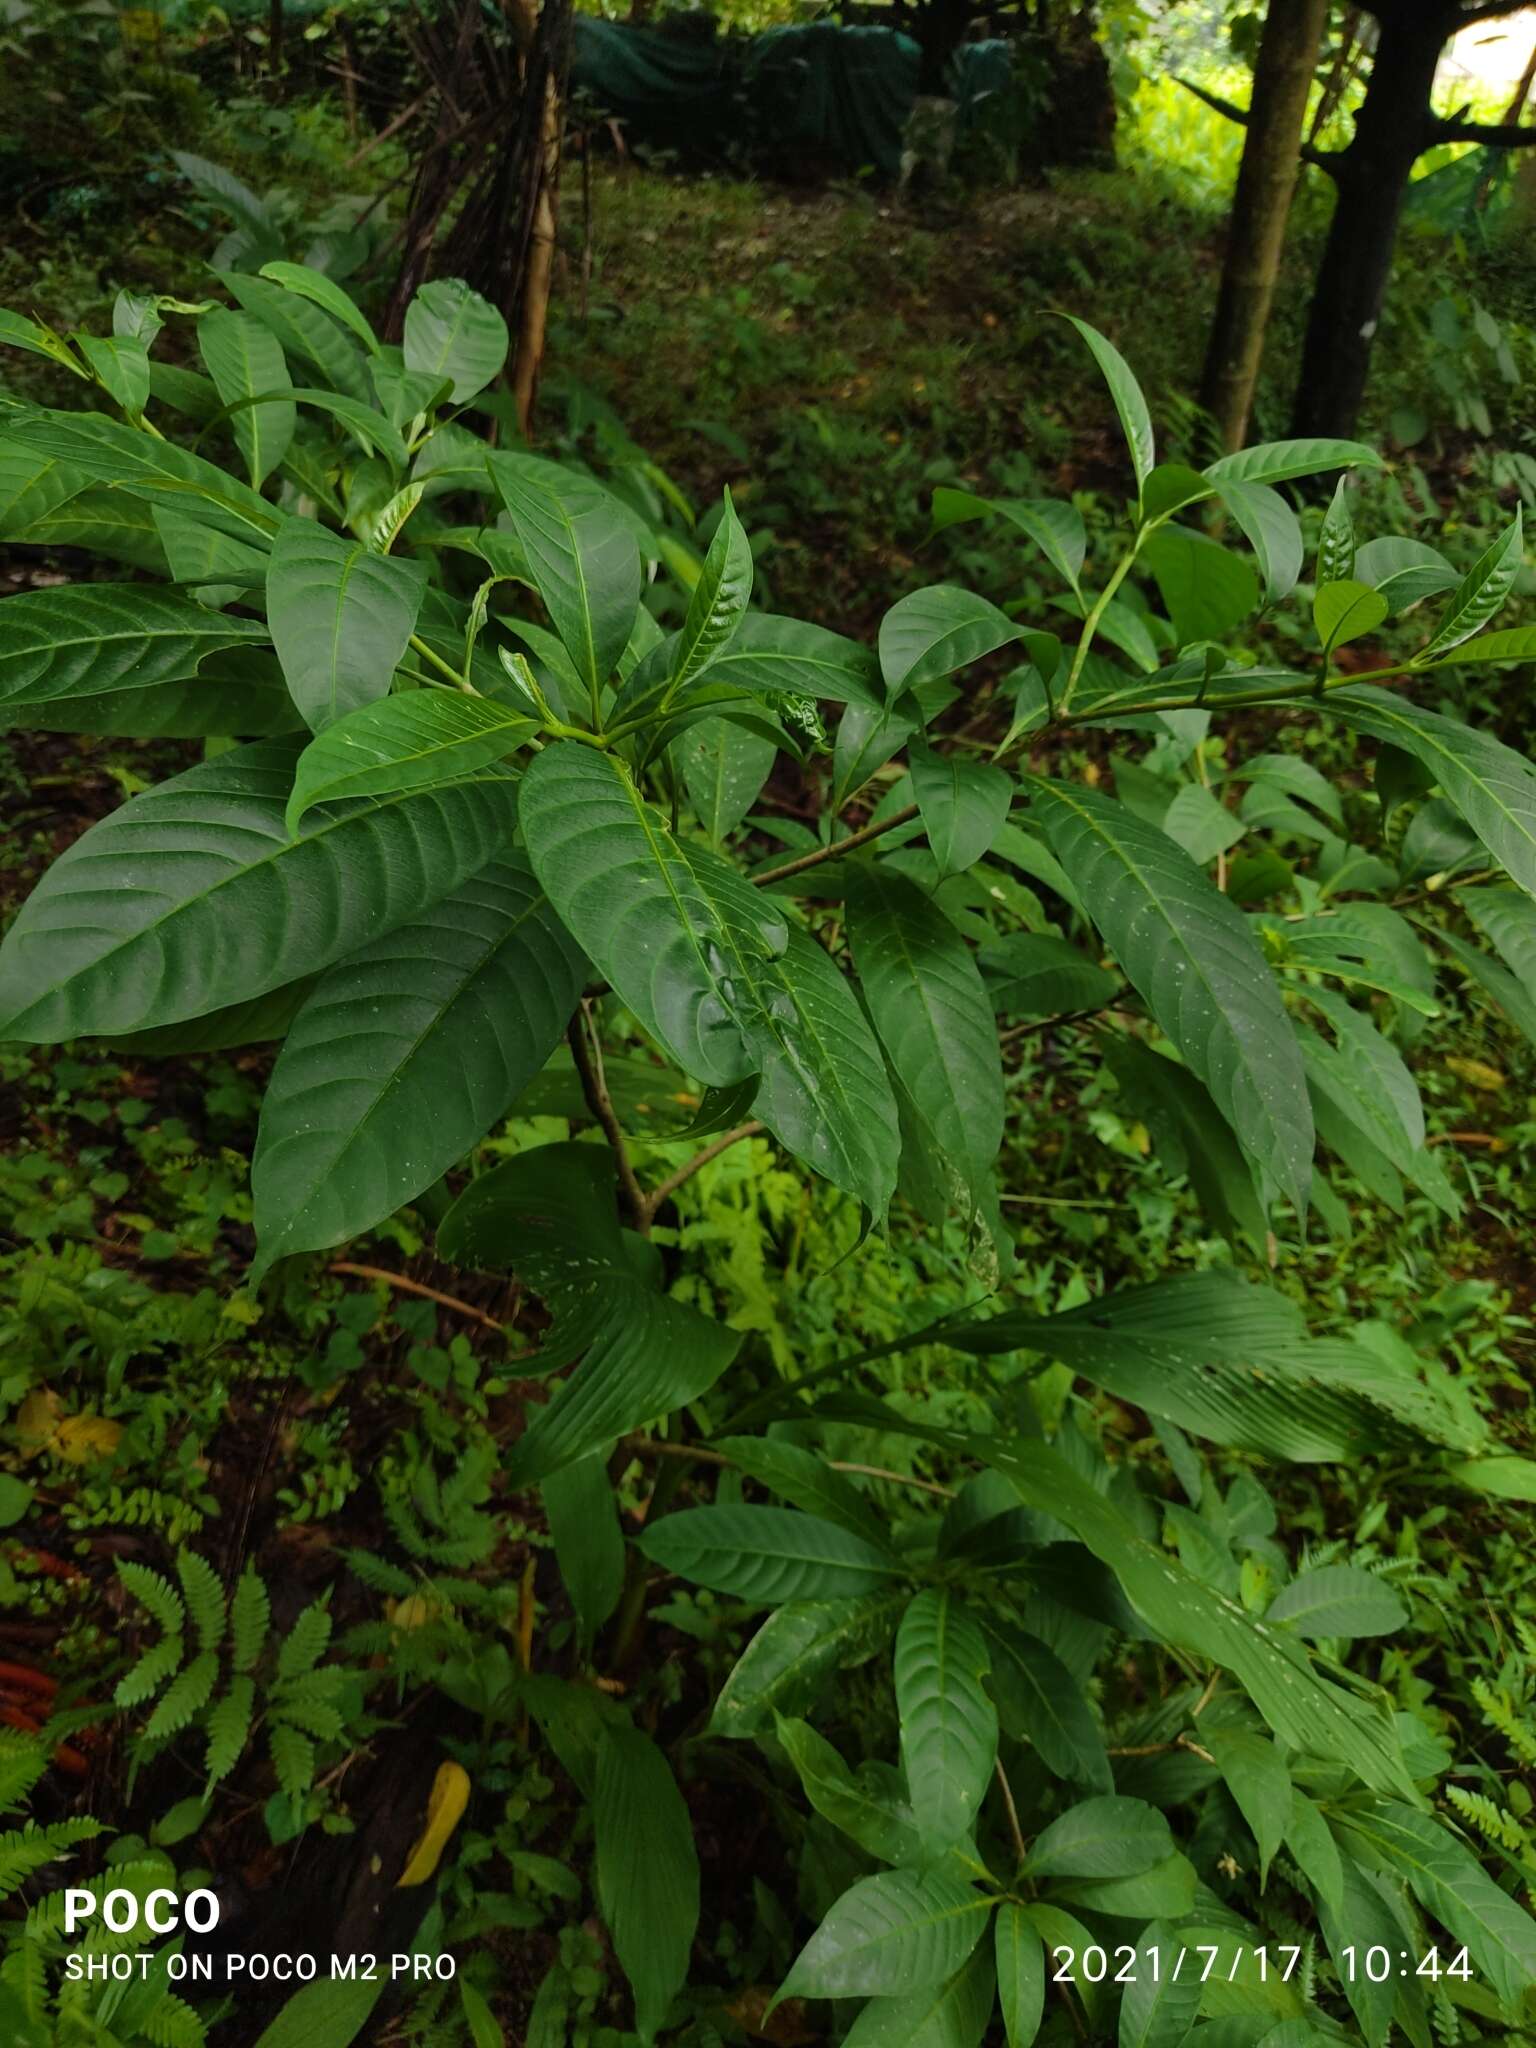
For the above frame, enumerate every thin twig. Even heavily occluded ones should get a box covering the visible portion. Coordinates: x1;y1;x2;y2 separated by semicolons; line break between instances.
328;1261;506;1332
753;804;920;887
568;1003;649;1231
999;1007;1100;1047
995;1757;1027;1867
829;1460;955;1499
623;1437;954;1499
646;1122;764;1213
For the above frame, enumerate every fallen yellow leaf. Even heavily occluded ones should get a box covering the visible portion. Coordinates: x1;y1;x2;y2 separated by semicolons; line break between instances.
1446;1056;1506;1092
53;1416;124;1465
396;1761;471;1887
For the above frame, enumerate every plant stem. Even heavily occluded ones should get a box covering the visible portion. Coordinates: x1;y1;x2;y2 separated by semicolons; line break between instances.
995;1758;1027;1869
567;1002;650;1231
408;633;475;693
1056;537;1142;717
645;1122;764;1216
753;804;920;887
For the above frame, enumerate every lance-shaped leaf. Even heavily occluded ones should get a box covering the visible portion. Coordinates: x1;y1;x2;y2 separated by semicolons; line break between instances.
1214;479;1304;603
995;1904;1045;2048
0;738;519;1042
1266;1566;1407;1639
1066;315;1155;488
490;454;641;699
847;862;1002;1212
1328;685;1536;900
251;857;585;1267
747;926;902;1219
258;262;380;356
895;1591;998;1860
844;1944;996;2048
682;716;778;842
779;1869;993;2001
2;408;279;538
1027;778;1312;1211
1104;1037;1266;1249
1203;438;1380;488
285;693;537;831
1203;1730;1289;1883
436;1143;738;1484
710;1592;906;1738
907;739;1012;876
0;585;274;735
880;584;1022;698
1420;506;1524;656
1354;537;1458;614
593;1724;700;2046
520;740;786;1088
403;277;509;403
775;1716;923;1865
1118;1926;1203;2048
640;1505;899;1604
979;1618;1112;1791
0;434;90;532
930;488;1086;594
9;487;170;574
199;308;295;488
152;506;269;598
217;270;371;402
543;1453;626;1639
1316;478;1355;585
267;518;428;731
693;612;882;711
671;491;753;693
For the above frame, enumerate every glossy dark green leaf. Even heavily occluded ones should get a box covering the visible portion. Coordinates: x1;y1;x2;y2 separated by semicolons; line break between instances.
1066;316;1154;488
438;1143;738;1482
640;1504;899;1604
1315;579;1387;653
1353;537;1458;614
978;932;1116;1018
542;1453;626;1640
217;269;371;403
1103;1037;1265;1248
712;1437;889;1547
0;738;519;1042
489;454;641;700
931;488;1085;593
251;856;584;1264
1266;1566;1407;1640
710;1593;906;1738
994;1905;1044;2048
1025;1797;1172;1880
671;491;753;692
1143;526;1258;644
592;1723;699;2044
1214;480;1303;604
907;739;1012;876
403;278;508;403
199;307;294;488
267;518;428;731
681;715;778;842
1204;438;1379;488
696;612;883;711
285;693;535;830
895;1590;997;1860
1028;778;1312;1211
843;1944;995;2048
1118;1925;1204;2048
258;262;380;356
779;1868;992;2000
979;1618;1112;1791
3;407;279;538
1421;507;1523;656
880;584;1022;697
774;1715;922;1865
1203;1730;1289;1882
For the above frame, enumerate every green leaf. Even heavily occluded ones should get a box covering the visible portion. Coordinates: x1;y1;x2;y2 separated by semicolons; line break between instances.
1204;439;1380;488
881;584;1022;697
519;740;786;1086
258;262;380;356
693;612;883;711
712;1436;890;1546
1118;1925;1204;2048
1214;480;1304;604
671;492;753;692
1054;1851;1198;1921
0;585;273;735
0;738;519;1041
250;1972;386;2048
979;932;1116;1017
1328;685;1536;899
847;863;1003;1212
0;434;90;532
1066;315;1155;489
710;1593;906;1737
1204;1730;1289;1882
75;334;150;418
199;308;295;488
5;485;171;574
1023;1796;1173;1880
1103;1037;1266;1249
1027;778;1312;1211
779;1868;993;2000
1142;526;1259;645
1353;537;1458;613
403;278;509;403
489;454;641;699
1316;478;1355;584
285;693;536;831
217;270;371;402
681;716;778;841
994;1903;1045;2048
592;1723;700;2044
774;1715;923;1865
251;856;584;1265
153;504;269;597
639;1504;899;1604
1424;625;1536;667
1162;783;1244;865
1139;462;1213;524
979;1619;1112;1791
907;739;1012;876
1266;1566;1408;1639
1463;886;1536;996
437;1143;739;1483
1314;579;1387;653
1421;507;1524;656
843;1944;996;2048
1334;1799;1536;2013
931;489;1086;593
895;1591;997;1861
3;407;280;538
280;387;407;470
1285;1789;1344;1918
267;517;428;731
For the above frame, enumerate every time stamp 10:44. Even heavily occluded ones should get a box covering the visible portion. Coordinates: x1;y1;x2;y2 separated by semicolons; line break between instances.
1051;1944;1474;1986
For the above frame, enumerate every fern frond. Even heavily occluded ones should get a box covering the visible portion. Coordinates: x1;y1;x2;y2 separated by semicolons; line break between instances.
176;1550;227;1654
0;1818;104;1898
229;1569;270;1675
115;1633;186;1709
0;1936;48;2022
142;1650;219;1739
343;1549;414;1597
141;1991;208;2048
268;1723;316;1800
277;1601;332;1681
204;1676;256;1786
270;1684;346;1742
116;1560;185;1637
1471;1678;1536;1765
0;1735;48;1817
1445;1784;1527;1855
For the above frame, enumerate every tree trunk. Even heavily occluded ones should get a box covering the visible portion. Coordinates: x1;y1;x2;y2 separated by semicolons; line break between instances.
1199;0;1329;450
1289;4;1450;440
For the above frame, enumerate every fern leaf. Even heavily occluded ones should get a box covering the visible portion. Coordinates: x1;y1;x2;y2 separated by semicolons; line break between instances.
204;1676;256;1786
1445;1784;1526;1855
176;1550;227;1654
0;1818;104;1898
271;1687;346;1742
116;1560;186;1637
277;1601;332;1681
268;1723;316;1801
229;1570;270;1675
343;1549;414;1598
115;1634;185;1709
0;1735;48;1818
141;1991;208;2048
142;1651;219;1740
